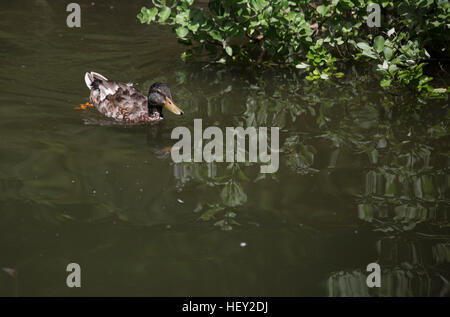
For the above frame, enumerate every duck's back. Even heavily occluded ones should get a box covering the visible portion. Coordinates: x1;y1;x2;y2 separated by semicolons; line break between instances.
85;72;151;123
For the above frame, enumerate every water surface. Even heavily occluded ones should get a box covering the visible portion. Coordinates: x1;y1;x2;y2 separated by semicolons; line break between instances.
0;0;449;296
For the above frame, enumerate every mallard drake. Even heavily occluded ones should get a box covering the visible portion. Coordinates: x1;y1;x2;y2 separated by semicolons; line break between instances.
83;72;183;123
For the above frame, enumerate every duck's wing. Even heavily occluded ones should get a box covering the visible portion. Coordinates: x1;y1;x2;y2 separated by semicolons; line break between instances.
85;72;150;122
103;85;150;122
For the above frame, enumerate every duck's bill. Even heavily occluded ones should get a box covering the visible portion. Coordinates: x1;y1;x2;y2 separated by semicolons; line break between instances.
165;97;183;115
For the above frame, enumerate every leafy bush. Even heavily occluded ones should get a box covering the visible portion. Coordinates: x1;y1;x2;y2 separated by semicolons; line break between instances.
138;0;450;98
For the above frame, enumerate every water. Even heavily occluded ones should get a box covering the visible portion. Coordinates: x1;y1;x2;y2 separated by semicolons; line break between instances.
0;1;449;296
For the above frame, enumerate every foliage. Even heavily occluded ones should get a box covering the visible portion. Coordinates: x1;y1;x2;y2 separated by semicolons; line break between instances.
138;0;449;98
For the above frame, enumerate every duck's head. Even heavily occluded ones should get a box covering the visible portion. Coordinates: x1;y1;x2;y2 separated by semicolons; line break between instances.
148;83;183;118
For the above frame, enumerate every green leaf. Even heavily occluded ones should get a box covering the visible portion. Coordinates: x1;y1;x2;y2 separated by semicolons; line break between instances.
188;22;199;32
152;0;166;8
148;8;158;20
209;30;223;41
158;6;171;22
419;76;432;86
225;45;233;56
317;5;328;16
251;0;269;11
295;62;309;69
176;27;188;38
356;42;377;59
383;47;393;61
361;50;378;59
374;36;385;53
356;42;372;51
138;7;159;23
380;78;392;87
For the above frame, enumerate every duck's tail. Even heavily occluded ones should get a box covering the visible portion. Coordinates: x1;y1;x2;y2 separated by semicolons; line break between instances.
84;71;108;89
85;71;120;104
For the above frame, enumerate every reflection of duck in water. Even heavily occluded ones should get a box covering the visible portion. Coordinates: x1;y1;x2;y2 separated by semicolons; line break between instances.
82;72;183;124
146;123;174;160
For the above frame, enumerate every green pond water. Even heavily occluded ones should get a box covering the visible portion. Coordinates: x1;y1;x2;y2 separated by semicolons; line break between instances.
0;1;449;296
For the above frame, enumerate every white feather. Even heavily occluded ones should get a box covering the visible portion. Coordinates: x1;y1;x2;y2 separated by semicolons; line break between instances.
84;72;93;88
84;71;108;89
99;83;118;101
85;72;117;101
90;71;108;81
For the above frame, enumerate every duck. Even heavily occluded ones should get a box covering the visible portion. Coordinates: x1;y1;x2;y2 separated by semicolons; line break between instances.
83;72;183;124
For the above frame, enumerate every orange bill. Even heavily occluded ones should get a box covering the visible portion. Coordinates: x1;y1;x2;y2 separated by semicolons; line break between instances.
164;97;183;115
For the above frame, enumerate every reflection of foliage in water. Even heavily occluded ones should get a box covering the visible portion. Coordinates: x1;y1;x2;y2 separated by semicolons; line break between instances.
174;162;247;230
170;64;449;295
328;237;450;296
172;64;448;233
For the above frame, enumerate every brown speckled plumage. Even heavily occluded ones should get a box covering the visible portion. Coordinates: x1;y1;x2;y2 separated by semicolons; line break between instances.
84;72;182;124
